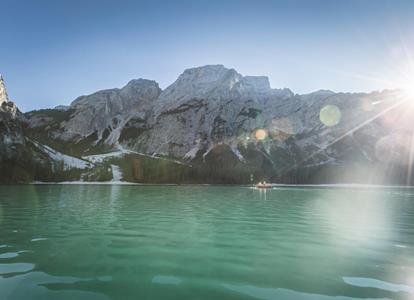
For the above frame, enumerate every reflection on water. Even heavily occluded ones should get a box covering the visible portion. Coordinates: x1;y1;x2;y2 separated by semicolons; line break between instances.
0;263;34;274
0;185;413;300
152;275;183;285
222;283;391;300
343;277;414;294
0;271;110;300
0;252;19;259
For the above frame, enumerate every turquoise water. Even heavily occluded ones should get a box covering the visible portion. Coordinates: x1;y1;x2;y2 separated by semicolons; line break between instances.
0;185;413;300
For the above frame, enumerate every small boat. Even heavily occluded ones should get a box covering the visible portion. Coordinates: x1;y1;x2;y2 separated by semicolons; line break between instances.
256;182;272;189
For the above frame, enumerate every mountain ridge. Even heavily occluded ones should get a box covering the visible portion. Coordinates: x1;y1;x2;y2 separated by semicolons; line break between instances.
1;65;413;185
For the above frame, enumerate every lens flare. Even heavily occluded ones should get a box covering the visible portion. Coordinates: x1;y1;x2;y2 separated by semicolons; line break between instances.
255;129;267;140
320;105;341;126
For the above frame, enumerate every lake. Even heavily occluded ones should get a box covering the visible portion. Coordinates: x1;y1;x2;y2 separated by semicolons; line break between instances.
0;185;413;300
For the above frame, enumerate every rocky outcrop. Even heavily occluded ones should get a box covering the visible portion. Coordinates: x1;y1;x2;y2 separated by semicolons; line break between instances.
0;76;25;160
0;76;38;182
0;75;10;104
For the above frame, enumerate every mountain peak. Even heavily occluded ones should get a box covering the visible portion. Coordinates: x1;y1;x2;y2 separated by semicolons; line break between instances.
157;65;242;107
179;65;240;84
120;78;161;101
0;74;10;104
122;78;160;93
183;64;229;73
238;76;271;95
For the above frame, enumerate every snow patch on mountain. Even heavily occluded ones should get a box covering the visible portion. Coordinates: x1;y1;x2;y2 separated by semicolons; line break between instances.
32;140;92;170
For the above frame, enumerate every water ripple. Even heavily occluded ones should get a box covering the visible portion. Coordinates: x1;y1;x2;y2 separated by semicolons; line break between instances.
0;185;413;300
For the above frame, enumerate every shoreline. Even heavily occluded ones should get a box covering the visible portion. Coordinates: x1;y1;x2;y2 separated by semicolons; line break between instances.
1;181;411;189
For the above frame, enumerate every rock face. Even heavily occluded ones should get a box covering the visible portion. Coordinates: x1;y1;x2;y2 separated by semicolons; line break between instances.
64;79;161;144
25;79;161;155
0;102;25;159
119;66;392;163
0;75;25;160
20;65;414;184
122;65;294;158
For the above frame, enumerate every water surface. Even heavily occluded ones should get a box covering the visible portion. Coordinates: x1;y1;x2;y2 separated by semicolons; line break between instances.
0;185;413;300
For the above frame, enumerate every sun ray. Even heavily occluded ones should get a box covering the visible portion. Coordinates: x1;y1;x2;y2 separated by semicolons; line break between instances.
406;130;414;186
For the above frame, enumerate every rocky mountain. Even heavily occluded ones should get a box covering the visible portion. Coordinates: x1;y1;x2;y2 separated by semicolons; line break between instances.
0;76;108;182
124;65;294;159
25;79;160;148
1;65;413;184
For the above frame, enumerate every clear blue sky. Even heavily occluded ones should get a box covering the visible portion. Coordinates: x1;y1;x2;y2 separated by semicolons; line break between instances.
1;0;414;111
